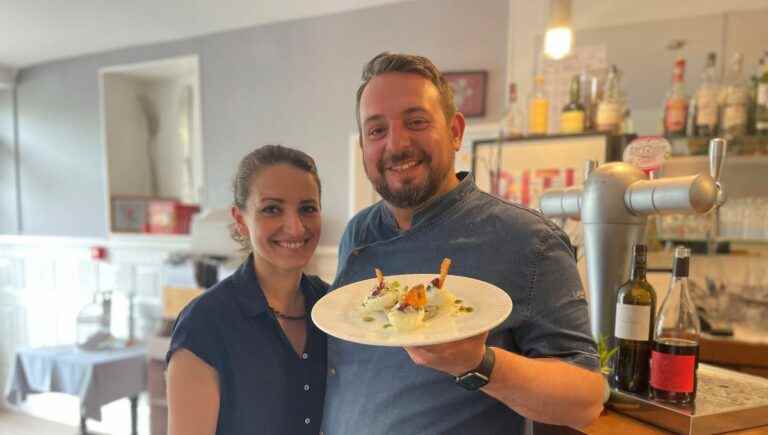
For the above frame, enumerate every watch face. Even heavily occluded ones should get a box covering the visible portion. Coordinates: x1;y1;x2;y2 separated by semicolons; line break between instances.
457;373;489;391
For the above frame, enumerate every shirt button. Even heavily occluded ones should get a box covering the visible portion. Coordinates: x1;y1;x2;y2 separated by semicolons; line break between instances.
329;367;336;376
304;418;311;425
302;353;308;360
304;384;310;391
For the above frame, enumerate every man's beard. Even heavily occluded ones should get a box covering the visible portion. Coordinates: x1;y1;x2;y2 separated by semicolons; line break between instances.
367;149;445;209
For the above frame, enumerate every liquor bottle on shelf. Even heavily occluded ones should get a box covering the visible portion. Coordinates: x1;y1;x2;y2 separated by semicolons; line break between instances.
650;246;700;405
560;75;586;134
528;75;549;135
720;52;749;138
748;54;763;135
500;82;525;138
663;57;689;138
613;244;657;394
579;68;598;131
756;53;768;135
693;52;720;137
596;65;625;134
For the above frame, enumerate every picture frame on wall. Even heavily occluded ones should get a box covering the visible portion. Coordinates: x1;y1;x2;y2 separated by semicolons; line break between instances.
111;196;149;233
444;70;488;118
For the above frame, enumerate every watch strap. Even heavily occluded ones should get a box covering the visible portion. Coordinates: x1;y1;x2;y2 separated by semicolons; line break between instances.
455;346;495;390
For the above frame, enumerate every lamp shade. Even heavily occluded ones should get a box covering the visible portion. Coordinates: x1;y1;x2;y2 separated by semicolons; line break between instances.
544;0;573;60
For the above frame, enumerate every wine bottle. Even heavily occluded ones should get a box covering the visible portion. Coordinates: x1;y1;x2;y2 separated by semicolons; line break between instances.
613;244;656;394
560;75;586;134
650;247;701;405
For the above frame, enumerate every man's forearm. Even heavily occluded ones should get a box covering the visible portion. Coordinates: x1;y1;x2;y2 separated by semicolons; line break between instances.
482;347;605;428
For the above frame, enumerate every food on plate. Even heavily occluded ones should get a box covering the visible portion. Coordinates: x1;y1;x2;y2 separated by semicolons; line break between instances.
386;284;427;331
361;258;468;331
361;268;399;313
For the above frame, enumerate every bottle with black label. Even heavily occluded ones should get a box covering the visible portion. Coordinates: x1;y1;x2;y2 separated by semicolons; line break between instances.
613;244;656;394
650;246;701;405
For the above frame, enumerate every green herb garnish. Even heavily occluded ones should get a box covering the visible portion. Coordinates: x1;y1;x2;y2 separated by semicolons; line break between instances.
598;334;618;375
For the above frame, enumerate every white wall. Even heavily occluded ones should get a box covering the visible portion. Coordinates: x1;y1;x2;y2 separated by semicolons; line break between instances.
11;0;509;242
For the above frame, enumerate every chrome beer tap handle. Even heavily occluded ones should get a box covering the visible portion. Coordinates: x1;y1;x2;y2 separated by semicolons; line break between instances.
709;138;727;207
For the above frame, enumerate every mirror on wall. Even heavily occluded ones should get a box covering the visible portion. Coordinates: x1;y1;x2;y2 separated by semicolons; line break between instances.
100;55;203;235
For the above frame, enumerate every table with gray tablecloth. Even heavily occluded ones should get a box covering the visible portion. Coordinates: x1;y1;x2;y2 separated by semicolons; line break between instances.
5;344;147;434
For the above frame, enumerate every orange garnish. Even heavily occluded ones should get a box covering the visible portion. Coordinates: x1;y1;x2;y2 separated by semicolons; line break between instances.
375;268;384;288
404;284;427;308
438;258;452;288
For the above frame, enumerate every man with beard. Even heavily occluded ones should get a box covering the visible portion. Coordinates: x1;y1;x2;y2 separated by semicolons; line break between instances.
322;52;605;435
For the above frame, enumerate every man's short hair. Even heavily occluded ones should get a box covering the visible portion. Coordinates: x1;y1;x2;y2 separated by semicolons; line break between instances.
355;52;456;137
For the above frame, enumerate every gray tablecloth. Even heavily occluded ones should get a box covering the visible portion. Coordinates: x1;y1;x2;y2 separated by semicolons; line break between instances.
5;344;147;420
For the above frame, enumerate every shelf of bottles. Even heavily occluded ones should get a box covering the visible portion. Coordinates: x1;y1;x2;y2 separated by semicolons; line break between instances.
500;50;768;246
656;196;768;245
499;50;768;155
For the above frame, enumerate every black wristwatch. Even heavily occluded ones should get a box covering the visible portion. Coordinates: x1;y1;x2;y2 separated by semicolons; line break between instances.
455;346;495;391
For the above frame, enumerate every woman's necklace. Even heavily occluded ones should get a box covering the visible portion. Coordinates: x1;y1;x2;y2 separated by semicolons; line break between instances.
268;305;306;321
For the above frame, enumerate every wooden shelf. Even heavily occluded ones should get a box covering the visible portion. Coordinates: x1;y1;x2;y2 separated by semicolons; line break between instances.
667;154;768;166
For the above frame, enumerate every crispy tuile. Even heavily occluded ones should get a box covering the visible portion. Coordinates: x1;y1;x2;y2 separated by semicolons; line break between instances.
438;258;452;288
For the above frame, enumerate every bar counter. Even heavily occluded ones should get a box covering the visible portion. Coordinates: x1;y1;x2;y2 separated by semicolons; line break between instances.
585;409;768;434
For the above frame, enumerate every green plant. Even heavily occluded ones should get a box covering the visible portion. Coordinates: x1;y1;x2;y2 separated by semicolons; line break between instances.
598;335;618;375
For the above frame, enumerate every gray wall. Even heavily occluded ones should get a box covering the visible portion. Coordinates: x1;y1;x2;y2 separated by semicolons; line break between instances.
0;91;17;234
10;0;509;243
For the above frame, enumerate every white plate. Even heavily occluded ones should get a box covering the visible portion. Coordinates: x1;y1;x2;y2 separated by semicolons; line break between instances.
311;274;513;347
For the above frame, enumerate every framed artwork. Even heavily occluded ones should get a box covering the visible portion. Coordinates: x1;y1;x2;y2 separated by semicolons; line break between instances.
444;70;488;118
111;196;149;233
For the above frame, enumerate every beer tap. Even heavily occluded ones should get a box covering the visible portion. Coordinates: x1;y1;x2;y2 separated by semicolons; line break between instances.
539;138;727;342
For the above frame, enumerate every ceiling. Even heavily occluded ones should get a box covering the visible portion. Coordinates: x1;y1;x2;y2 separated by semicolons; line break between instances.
0;0;411;68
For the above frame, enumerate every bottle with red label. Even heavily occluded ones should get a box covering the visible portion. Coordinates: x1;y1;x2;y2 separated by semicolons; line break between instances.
650;246;700;405
663;57;689;138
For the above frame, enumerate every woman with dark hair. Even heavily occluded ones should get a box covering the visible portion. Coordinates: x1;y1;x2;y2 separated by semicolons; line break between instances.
166;145;328;435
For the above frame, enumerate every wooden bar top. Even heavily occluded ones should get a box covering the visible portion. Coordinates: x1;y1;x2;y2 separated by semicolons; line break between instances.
583;409;768;434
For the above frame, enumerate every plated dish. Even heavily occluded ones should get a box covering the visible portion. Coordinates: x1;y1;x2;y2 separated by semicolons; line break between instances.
312;260;513;347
